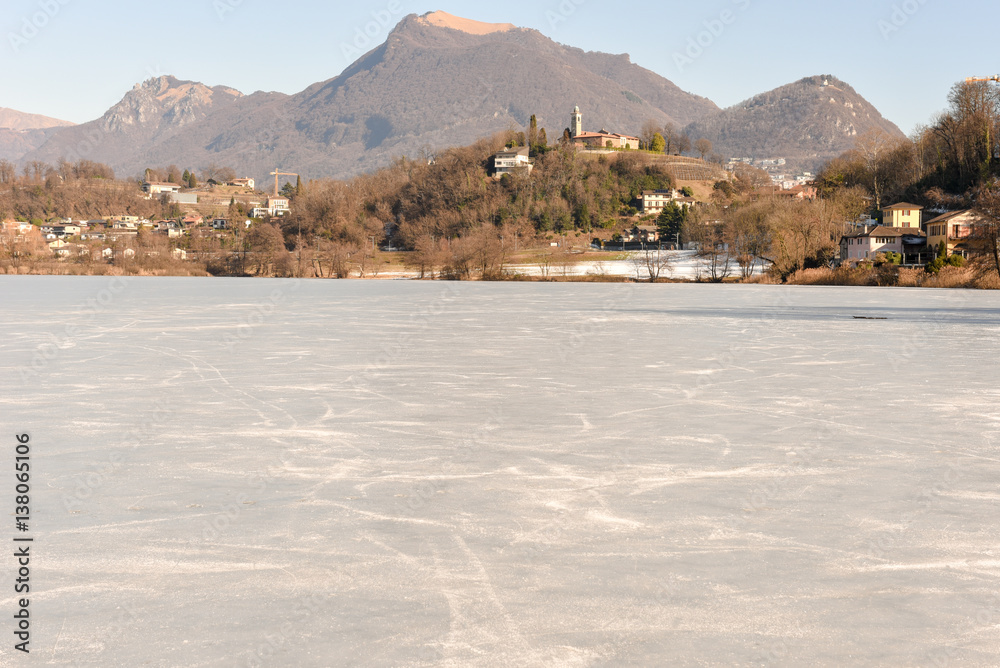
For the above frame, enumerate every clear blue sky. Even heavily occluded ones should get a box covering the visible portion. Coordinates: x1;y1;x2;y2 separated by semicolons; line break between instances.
2;0;995;135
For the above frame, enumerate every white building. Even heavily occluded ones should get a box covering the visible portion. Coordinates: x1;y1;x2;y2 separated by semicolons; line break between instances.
252;196;291;218
143;182;183;196
639;189;680;216
493;146;533;176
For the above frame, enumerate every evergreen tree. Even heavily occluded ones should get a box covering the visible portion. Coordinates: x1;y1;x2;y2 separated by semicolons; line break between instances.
650;132;666;153
656;201;686;243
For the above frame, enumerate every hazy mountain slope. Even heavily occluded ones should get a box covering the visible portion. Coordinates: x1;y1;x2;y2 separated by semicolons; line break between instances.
0;108;74;131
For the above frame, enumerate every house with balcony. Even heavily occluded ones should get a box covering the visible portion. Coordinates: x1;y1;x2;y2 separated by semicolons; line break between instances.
924;210;977;255
493;146;533;177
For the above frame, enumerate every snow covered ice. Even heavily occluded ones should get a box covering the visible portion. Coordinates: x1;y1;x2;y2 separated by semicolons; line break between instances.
2;277;1000;666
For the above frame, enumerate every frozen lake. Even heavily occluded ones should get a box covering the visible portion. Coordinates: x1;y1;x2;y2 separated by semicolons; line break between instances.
2;277;1000;667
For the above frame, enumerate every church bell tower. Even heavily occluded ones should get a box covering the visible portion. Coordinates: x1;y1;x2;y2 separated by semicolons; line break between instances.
571;105;582;138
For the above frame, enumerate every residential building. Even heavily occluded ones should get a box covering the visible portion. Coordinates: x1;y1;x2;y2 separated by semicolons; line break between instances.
493;146;533;176
754;185;817;201
639;190;679;216
882;202;923;228
839;226;926;262
228;178;255;189
252;196;290;218
51;224;81;237
633;225;659;243
142;182;182;196
924;210;977;255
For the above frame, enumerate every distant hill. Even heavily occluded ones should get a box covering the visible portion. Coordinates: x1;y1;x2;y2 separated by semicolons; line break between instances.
683;75;905;172
0;107;74;131
20;11;717;182
0;108;75;164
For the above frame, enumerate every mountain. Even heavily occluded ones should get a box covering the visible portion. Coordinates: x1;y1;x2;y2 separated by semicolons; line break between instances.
0;108;75;164
683;75;905;172
21;11;717;182
0;108;74;131
17;16;901;183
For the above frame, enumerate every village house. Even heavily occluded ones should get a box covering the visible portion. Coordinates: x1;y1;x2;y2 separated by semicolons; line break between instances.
882;202;923;228
253;196;290;218
633;225;659;243
228;178;255;189
924;210;977;255
839;225;926;262
142;182;183;196
639;189;678;216
493;146;533;176
51;224;82;238
754;185;818;201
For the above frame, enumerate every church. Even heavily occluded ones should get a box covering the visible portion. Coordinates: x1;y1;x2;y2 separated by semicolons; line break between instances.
568;106;640;150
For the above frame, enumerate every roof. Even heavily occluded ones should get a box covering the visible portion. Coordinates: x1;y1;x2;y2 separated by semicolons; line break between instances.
495;146;529;157
882;202;923;210
841;225;926;239
924;209;975;225
573;131;641;141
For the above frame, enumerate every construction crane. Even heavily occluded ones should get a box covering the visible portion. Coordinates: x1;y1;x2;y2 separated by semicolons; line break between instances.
966;76;1000;84
269;168;298;197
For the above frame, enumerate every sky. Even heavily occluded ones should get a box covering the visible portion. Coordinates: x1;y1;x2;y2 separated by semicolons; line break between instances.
1;0;996;136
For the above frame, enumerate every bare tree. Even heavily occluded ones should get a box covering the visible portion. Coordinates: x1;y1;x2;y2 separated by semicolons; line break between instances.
662;123;678;155
695;138;713;160
630;249;672;281
675;133;692;156
854;129;896;210
973;182;1000;278
640;119;661;151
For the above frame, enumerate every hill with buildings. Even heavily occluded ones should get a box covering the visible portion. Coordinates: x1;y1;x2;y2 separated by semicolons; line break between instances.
683;76;905;172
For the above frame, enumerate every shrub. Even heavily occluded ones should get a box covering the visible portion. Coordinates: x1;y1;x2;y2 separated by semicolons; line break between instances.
947;254;966;267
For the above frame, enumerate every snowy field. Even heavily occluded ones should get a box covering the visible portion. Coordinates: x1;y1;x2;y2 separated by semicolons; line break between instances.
508;250;761;280
2;278;1000;667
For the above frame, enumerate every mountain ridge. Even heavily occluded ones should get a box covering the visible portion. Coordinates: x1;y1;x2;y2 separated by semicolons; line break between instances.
15;13;897;181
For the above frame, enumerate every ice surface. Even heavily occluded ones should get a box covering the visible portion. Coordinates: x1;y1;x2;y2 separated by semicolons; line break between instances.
2;277;1000;666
